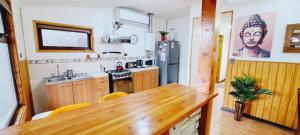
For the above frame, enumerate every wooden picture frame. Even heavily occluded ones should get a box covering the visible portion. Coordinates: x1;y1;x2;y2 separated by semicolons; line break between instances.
33;20;94;53
283;23;300;53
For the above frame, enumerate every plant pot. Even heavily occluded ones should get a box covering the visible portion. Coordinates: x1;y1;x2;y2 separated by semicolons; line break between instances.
234;101;245;121
161;35;166;41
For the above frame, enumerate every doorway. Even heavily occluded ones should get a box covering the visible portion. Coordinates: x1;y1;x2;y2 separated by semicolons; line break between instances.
215;11;233;83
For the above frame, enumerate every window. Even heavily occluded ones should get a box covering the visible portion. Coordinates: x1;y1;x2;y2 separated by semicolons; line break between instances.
0;11;18;129
33;21;94;52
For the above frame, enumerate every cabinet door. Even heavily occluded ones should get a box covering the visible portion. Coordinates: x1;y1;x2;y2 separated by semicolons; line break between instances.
47;82;74;110
73;79;95;104
149;69;159;89
142;71;150;90
133;71;145;93
94;77;109;102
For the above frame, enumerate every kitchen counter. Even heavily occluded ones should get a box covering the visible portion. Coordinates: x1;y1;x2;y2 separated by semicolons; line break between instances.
127;66;159;72
0;83;217;135
45;71;108;85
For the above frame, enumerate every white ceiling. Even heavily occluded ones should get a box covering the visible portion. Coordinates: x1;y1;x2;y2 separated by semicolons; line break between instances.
19;0;199;19
224;0;253;4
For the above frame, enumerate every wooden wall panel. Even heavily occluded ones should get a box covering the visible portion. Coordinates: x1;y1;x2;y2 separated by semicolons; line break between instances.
250;62;263;116
223;60;232;108
228;61;238;109
223;60;299;129
242;61;251;113
277;64;296;125
270;63;286;123
262;63;278;120
256;62;270;118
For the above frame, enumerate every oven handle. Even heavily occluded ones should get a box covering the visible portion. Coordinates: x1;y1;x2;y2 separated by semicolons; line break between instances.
112;77;132;82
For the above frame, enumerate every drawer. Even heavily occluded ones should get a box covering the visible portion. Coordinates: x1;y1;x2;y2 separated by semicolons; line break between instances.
94;78;109;88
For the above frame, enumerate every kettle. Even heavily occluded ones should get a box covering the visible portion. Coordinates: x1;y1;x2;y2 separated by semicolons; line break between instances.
116;62;123;71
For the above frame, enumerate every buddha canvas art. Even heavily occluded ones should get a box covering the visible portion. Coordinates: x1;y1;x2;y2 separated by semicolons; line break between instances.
233;12;276;58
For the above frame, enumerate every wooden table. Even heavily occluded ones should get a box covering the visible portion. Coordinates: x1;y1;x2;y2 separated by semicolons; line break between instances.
0;83;217;135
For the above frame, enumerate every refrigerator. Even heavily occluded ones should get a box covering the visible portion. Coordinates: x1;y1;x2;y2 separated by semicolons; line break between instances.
156;40;180;86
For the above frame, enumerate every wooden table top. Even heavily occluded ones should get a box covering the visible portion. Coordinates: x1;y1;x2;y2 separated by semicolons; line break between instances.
0;83;217;135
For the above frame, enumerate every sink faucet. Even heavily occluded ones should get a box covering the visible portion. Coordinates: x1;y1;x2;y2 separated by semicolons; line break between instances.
57;64;60;77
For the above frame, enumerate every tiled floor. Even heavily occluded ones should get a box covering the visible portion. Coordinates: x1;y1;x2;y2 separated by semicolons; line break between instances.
210;83;294;135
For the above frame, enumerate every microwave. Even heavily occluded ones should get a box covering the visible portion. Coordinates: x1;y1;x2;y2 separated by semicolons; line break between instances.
145;59;155;66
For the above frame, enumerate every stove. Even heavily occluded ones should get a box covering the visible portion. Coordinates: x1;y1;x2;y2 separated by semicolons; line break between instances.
106;69;133;93
105;69;132;80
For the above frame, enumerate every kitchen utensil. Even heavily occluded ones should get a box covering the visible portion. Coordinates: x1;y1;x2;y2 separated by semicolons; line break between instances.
136;60;144;68
66;70;74;79
116;62;124;71
125;62;136;69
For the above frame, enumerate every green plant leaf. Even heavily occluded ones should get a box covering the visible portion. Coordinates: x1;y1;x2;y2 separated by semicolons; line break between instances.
256;89;272;95
244;94;257;101
159;31;169;35
229;91;242;99
229;74;271;102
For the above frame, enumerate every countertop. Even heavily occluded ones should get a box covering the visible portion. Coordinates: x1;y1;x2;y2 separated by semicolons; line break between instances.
45;71;108;85
127;66;159;72
45;66;158;85
0;83;217;135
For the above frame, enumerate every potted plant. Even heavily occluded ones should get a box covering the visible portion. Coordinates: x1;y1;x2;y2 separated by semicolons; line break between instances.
159;31;169;41
229;75;272;121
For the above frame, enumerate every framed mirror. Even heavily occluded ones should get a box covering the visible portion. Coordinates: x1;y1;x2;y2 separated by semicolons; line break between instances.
33;20;94;52
283;23;300;53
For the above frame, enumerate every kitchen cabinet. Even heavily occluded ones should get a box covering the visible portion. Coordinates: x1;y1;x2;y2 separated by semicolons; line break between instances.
47;77;109;110
149;68;159;89
133;68;159;93
47;82;74;110
93;77;109;101
73;79;95;104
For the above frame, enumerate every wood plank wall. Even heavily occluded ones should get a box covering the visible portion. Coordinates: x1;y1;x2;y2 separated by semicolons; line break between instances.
223;60;300;129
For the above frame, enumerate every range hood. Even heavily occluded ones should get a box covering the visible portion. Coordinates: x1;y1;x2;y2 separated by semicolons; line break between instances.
101;35;131;44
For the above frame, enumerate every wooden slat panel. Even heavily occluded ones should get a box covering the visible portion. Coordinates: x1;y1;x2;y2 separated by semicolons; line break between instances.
223;60;300;129
277;64;296;125
285;64;300;128
269;63;287;123
250;61;261;116
242;61;251;114
228;61;239;109
255;62;271;118
223;61;233;108
262;62;279;120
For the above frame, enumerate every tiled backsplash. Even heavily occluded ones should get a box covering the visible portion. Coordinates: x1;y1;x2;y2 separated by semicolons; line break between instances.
27;56;146;64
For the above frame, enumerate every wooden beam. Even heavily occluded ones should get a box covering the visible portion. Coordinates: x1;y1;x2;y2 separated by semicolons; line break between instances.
197;0;217;94
196;0;217;135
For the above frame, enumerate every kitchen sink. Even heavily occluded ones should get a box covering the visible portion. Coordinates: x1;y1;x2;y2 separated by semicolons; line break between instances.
47;77;68;82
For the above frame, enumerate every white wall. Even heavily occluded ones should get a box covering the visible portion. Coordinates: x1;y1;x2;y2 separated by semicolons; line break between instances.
224;0;300;63
21;5;167;60
11;0;26;61
167;16;190;85
189;3;202;87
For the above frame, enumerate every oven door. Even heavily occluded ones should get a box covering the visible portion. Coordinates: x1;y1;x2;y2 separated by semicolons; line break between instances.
113;78;133;94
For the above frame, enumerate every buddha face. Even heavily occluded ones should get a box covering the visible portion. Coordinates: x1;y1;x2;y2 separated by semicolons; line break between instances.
242;27;263;48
